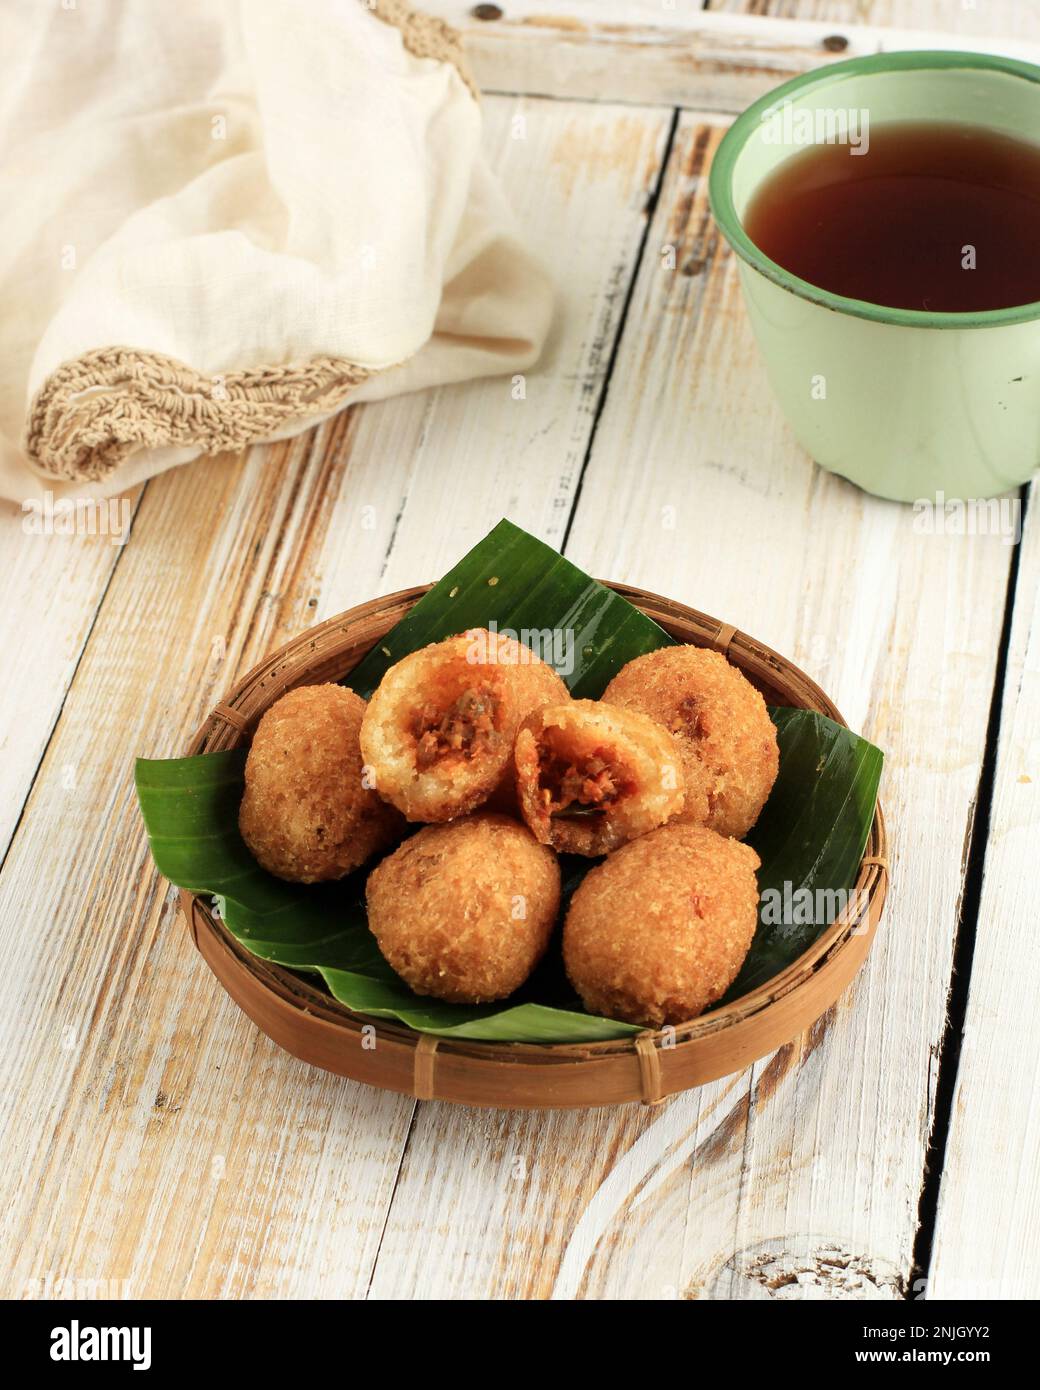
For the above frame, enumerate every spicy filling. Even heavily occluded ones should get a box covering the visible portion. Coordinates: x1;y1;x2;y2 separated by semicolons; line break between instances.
669;694;710;741
537;742;631;819
412;684;501;771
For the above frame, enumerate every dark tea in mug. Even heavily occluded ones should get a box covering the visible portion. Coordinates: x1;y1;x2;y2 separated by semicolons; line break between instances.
743;120;1040;312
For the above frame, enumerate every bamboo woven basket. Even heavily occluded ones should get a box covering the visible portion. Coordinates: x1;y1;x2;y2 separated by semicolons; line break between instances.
181;583;888;1109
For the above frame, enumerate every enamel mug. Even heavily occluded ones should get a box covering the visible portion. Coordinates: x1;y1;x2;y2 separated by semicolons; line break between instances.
709;51;1040;503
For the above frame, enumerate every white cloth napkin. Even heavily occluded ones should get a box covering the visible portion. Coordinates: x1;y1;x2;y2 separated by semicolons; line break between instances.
0;0;552;502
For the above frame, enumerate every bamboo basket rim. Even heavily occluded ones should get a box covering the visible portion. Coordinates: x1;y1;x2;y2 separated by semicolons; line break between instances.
182;581;889;1072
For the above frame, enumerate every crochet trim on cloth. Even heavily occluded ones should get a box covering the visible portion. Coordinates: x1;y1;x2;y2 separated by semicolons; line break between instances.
25;349;372;482
370;0;478;100
23;0;475;483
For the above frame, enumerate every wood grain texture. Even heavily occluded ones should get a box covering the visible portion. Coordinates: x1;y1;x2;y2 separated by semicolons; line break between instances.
364;112;1015;1299
428;1;1040;108
0;437;419;1300
0;492;141;861
310;99;671;605
430;2;878;108
0;97;671;1300
928;488;1039;1301
709;0;1040;42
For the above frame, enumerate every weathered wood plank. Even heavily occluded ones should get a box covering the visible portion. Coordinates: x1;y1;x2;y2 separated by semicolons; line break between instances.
430;3;876;108
0;494;140;862
367;112;1014;1300
711;0;1040;43
0;434;419;1301
0;96;671;1299
719;0;1040;1305
927;492;1040;1301
426;2;1040;109
314;100;672;599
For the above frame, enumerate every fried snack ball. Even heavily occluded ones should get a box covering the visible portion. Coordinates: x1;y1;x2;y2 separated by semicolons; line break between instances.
563;824;760;1027
360;629;568;823
602;646;778;839
366;813;561;1003
514;699;685;856
239;684;403;883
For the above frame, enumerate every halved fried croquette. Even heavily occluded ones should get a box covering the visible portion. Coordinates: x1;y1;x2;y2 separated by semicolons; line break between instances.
239;684;404;883
360;629;568;822
514;699;685;856
602;646;778;839
366;813;561;1003
563;824;760;1026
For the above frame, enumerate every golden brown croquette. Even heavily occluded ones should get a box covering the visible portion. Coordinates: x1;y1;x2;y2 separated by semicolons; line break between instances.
514;699;685;856
563;824;760;1026
239;684;404;883
360;629;568;823
366;813;560;1003
602;646;778;838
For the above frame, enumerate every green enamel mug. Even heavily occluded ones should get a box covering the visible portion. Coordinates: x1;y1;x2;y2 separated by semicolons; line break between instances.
709;50;1040;503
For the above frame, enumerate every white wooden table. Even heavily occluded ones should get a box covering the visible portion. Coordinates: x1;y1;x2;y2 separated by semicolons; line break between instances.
2;0;1038;1300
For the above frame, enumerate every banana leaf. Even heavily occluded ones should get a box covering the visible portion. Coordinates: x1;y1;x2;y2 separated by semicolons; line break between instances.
345;519;672;700
734;708;883;1000
135;520;883;1043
